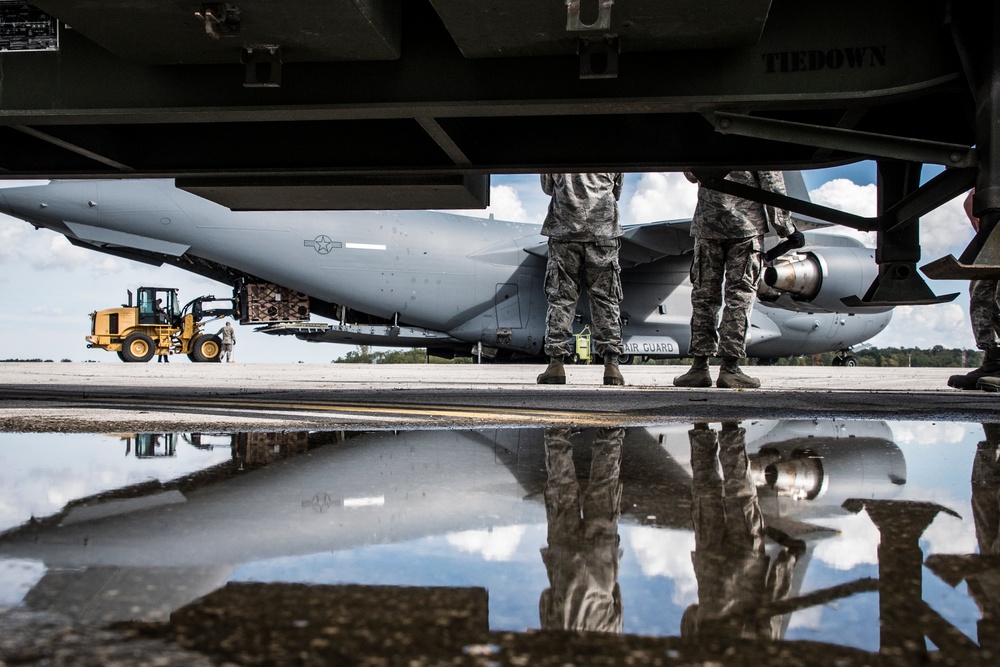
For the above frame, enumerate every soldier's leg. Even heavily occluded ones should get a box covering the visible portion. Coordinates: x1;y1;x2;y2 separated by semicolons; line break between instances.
540;241;584;384
675;239;723;387
717;421;765;555
688;239;725;358
583;241;625;385
583;427;624;542
953;279;1000;389
717;237;763;389
543;426;582;542
717;237;761;359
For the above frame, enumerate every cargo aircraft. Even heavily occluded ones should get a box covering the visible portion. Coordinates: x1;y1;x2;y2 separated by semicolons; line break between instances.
0;174;892;364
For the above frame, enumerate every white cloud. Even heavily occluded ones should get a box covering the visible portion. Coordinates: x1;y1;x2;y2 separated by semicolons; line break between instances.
868;301;974;349
812;512;881;569
809;179;878;217
921;506;978;555
890;421;968;447
626;526;698;606
445;525;526;561
920;193;974;260
623;172;698;224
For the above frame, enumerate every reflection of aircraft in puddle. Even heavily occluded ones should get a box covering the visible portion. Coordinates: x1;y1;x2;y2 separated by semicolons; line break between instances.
0;421;906;624
622;419;905;531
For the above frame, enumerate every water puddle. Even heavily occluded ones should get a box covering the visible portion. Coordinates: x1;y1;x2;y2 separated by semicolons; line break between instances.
0;420;993;664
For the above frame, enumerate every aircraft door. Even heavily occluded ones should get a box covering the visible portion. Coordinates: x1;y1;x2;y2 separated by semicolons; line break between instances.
495;283;522;329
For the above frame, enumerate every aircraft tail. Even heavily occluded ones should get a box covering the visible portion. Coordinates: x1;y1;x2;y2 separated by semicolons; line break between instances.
782;171;829;229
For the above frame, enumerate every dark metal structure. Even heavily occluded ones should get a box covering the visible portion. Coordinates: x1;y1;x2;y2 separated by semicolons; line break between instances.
1;1;999;301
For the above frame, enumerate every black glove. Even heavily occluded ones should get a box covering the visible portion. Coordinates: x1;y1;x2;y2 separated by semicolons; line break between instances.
763;230;806;262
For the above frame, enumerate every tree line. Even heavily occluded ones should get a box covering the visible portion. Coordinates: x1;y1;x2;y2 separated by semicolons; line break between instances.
332;345;983;368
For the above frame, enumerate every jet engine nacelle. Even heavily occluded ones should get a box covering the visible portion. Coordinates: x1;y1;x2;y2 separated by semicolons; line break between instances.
762;246;884;313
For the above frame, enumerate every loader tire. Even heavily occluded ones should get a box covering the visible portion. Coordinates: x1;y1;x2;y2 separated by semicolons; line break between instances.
121;333;156;363
190;334;223;363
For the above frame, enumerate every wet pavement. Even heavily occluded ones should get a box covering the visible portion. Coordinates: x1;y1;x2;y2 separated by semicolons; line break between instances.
0;419;997;665
2;363;1000;429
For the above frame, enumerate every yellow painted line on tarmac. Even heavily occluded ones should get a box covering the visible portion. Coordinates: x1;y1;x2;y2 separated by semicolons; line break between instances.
21;391;622;426
178;397;620;425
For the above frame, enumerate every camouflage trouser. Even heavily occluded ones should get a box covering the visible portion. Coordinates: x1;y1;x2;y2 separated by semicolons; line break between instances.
688;235;762;359
540;426;624;633
970;279;1000;350
687;423;772;639
543;239;623;360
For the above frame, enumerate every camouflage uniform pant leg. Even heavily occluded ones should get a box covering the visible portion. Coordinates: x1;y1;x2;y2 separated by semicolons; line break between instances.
969;279;1000;350
582;427;624;543
717;423;765;555
544;240;623;359
716;237;762;359
689;237;761;358
582;240;623;360
688;240;725;357
543;240;585;359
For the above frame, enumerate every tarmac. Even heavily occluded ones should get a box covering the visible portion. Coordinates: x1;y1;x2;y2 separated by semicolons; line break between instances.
1;362;997;430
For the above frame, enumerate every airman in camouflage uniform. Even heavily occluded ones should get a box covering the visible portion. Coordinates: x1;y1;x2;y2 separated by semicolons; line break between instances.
537;173;625;386
539;426;624;633
681;422;803;641
674;171;801;389
950;190;1000;390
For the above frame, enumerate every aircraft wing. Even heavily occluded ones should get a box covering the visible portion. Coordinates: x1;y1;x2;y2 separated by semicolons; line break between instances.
523;218;695;268
521;170;832;269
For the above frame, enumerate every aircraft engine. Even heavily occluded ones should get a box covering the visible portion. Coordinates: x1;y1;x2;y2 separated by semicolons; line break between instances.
762;246;882;313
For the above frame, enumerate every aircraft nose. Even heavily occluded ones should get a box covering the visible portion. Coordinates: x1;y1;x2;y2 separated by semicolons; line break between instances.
0;189;11;217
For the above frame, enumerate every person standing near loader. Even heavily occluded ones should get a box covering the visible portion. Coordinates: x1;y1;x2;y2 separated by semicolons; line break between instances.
219;321;237;363
536;173;625;386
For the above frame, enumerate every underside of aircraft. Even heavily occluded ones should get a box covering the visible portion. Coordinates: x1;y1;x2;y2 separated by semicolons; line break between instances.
0;1;997;312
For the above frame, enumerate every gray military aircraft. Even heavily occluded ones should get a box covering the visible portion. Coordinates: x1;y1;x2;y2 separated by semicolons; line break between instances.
0;174;891;363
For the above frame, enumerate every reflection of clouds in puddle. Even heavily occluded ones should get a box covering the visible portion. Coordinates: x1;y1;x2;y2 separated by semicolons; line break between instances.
813;513;881;569
921;500;977;555
625;526;697;606
812;491;976;571
787;604;823;631
0;559;46;605
0;434;233;533
890;421;969;446
445;526;526;561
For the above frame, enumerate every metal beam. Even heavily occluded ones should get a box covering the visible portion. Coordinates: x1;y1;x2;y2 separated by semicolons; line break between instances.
710;112;977;168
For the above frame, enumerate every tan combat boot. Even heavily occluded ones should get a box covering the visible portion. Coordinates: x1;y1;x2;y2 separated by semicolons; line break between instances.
673;356;712;387
603;357;624;386
949;346;1000;390
717;357;760;389
537;357;566;385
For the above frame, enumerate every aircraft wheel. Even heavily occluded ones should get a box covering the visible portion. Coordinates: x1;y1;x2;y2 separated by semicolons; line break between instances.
844;355;859;367
121;333;156;363
190;334;223;362
618;354;634;365
832;356;844;367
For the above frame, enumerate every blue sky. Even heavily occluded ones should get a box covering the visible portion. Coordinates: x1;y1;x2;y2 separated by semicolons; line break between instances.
0;164;975;363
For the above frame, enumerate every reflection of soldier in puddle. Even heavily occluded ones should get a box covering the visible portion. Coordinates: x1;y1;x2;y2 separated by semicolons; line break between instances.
539;426;624;633
970;422;1000;653
682;422;804;641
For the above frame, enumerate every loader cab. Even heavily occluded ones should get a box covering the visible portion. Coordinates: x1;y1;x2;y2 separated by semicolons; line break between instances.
137;287;180;326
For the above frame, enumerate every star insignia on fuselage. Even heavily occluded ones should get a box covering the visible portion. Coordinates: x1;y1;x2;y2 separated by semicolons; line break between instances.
305;235;335;254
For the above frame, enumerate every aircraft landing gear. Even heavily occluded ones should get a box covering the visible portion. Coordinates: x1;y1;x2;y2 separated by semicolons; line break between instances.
832;351;858;367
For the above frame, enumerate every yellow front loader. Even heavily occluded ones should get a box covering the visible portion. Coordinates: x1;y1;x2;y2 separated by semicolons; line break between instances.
87;286;237;362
